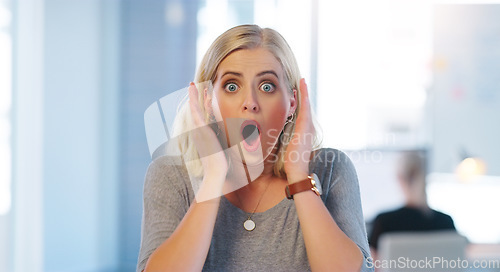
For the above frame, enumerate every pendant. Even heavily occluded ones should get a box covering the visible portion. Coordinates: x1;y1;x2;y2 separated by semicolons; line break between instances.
243;219;256;231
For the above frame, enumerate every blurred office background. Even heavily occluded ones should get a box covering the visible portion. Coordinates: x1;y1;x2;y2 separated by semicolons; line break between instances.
1;0;499;271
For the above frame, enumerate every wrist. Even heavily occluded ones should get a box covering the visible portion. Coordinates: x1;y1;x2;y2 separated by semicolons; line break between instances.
287;172;309;184
285;174;322;199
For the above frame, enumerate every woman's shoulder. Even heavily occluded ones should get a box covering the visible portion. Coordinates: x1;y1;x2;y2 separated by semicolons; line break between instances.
146;155;185;179
310;147;359;193
150;154;185;168
144;155;191;192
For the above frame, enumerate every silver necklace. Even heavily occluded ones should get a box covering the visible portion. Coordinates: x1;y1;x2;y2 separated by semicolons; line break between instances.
237;180;272;231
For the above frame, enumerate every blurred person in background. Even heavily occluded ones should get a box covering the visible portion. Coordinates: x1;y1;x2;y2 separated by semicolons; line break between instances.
368;150;456;258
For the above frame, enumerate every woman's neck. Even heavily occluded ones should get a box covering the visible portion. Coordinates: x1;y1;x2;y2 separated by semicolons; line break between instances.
225;168;288;213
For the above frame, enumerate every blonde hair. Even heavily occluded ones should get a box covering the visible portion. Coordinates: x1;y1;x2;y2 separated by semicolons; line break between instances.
173;24;320;178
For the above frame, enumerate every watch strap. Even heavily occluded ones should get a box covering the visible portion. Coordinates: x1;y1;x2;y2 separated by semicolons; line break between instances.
285;175;320;199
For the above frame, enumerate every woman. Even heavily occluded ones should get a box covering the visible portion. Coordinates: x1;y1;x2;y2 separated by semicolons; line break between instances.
137;24;372;271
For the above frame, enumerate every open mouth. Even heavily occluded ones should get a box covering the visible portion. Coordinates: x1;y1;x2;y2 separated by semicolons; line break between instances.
240;120;261;152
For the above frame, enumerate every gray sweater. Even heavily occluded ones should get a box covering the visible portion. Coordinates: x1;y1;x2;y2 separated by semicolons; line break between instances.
137;148;373;271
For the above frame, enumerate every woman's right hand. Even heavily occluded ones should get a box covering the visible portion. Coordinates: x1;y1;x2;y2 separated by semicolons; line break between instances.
188;82;228;199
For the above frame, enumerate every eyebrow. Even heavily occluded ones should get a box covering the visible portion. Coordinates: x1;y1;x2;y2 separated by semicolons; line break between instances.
257;70;279;79
219;70;279;80
220;71;243;79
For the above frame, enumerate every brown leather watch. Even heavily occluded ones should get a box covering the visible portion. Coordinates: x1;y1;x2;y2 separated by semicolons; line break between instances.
285;174;322;199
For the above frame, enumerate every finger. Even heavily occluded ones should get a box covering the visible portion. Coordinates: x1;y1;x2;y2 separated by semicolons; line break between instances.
295;79;315;137
296;78;311;121
188;82;199;110
203;88;213;117
299;78;310;109
188;81;197;98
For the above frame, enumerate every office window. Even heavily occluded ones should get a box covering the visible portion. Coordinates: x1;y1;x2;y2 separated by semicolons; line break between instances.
316;1;431;150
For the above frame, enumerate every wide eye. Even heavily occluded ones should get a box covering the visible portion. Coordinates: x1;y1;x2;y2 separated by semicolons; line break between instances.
260;82;275;93
224;82;239;93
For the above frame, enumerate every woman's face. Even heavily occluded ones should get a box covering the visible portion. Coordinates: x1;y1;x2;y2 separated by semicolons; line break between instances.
211;47;296;165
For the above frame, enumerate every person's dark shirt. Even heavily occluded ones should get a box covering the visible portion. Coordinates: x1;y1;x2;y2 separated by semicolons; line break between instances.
368;206;456;250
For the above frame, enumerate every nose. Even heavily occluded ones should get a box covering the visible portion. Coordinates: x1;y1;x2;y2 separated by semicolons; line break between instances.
242;90;259;113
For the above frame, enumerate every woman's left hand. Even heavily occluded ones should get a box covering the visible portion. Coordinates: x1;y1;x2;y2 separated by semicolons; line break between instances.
284;78;315;183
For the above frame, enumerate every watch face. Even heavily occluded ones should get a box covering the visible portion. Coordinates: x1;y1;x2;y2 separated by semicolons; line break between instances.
311;173;322;195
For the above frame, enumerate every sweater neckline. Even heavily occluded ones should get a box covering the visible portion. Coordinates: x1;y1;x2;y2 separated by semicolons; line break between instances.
221;194;289;219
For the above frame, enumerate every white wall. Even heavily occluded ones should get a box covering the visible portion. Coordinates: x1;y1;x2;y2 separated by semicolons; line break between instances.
12;0;120;271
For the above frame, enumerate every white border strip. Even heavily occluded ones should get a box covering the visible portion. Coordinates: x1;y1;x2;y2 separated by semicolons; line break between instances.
12;0;44;271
